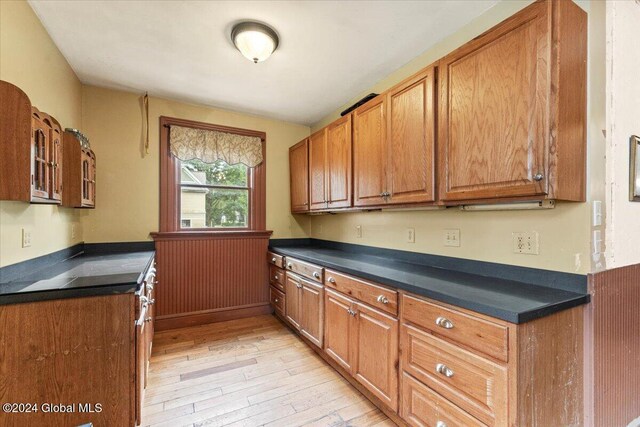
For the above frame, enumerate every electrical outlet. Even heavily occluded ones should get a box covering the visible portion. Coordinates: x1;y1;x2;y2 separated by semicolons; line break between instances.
444;229;460;247
592;200;602;226
406;228;415;243
512;231;539;255
22;228;32;248
356;225;362;238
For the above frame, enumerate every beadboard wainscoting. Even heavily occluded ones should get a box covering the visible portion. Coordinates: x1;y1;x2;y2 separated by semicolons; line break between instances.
586;263;640;427
152;231;272;330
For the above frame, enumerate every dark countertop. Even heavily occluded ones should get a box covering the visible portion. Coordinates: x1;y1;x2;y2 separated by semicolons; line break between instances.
269;244;589;323
0;251;155;305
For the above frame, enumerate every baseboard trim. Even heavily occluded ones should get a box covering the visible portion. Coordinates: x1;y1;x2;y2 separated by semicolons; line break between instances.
155;303;273;331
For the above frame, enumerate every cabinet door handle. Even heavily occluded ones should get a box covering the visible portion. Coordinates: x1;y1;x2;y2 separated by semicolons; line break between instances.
435;316;454;329
436;363;454;378
274;274;279;280
376;295;389;304
274;298;279;303
296;283;302;289
327;277;336;284
271;257;277;263
287;263;293;269
312;271;320;279
534;172;544;181
436;422;448;427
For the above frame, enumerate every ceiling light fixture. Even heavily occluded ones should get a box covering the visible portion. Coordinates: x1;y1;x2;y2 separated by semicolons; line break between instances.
231;21;279;63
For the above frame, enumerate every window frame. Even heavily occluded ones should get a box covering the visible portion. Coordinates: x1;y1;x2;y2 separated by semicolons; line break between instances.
159;116;266;233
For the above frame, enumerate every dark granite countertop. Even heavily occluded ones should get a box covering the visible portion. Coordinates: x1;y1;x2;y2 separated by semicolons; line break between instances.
269;243;589;323
0;251;155;305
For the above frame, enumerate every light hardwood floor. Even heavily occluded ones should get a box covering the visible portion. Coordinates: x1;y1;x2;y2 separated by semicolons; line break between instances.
142;314;396;427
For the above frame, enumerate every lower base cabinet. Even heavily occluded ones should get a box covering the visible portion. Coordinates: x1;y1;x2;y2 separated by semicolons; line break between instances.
284;271;324;348
324;288;399;411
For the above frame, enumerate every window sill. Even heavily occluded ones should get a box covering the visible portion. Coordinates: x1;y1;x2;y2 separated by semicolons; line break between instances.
150;230;273;240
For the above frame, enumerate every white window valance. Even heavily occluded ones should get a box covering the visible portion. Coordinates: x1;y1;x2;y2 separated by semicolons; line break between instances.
169;125;263;167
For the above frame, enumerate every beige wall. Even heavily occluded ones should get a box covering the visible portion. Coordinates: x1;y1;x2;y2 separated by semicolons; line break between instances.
306;0;605;275
604;0;640;270
0;0;83;267
80;86;310;243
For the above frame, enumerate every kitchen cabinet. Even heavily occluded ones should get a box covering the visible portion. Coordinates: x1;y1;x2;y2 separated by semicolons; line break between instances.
326;115;352;209
0;81;65;204
323;285;399;411
353;96;387;207
289;138;309;213
135;262;157;425
63;130;96;208
353;68;436;208
307;115;353;211
309;128;328;210
284;271;324;348
438;0;586;203
386;68;436;205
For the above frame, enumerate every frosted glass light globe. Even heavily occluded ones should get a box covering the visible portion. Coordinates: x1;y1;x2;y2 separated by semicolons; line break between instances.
231;22;279;63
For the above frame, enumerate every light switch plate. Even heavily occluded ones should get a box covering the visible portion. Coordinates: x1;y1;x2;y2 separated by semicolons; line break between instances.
444;229;460;247
22;228;32;248
406;228;415;243
356;225;362;238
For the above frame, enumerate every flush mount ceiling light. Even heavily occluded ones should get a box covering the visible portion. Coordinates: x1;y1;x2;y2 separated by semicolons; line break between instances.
231;21;279;63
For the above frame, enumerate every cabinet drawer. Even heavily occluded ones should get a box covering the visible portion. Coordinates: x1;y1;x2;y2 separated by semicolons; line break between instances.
269;265;285;292
267;251;285;269
401;294;508;362
324;269;398;315
285;257;323;283
401;372;487;427
401;324;507;426
270;286;285;317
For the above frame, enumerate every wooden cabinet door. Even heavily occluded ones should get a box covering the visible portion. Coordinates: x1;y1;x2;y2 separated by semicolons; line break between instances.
353;97;387;207
309;129;328;210
438;1;550;202
352;302;399;411
88;151;96;206
49;124;63;202
327;115;352;209
387;69;436;204
285;274;302;330
299;278;324;348
81;150;92;206
31;115;50;200
324;289;356;371
289;139;309;212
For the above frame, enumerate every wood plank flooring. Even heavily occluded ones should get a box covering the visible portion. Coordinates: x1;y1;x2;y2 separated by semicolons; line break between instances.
142;314;396;427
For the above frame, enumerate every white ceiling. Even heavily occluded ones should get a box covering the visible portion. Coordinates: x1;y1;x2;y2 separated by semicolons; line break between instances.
29;0;498;126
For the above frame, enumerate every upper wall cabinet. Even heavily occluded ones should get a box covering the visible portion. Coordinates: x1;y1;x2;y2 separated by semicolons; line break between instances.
307;115;353;212
309;128;328;210
326;115;352;209
353;96;387;207
354;67;437;207
438;0;587;203
0;81;63;204
63;130;96;208
289;138;309;213
386;67;436;205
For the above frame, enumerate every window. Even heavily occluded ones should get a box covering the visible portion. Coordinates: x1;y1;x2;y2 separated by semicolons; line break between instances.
159;117;266;232
179;159;249;229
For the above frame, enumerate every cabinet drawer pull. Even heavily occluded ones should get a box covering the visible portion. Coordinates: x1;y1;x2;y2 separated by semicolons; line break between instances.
436;422;448;427
274;274;279;280
287;263;293;269
346;308;357;317
271;257;277;263
312;271;320;279
435;316;454;329
376;295;389;304
327;277;336;284
436;363;454;378
296;283;302;289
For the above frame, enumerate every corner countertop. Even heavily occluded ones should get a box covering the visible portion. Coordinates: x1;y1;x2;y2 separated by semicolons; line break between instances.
0;251;155;305
269;244;589;324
